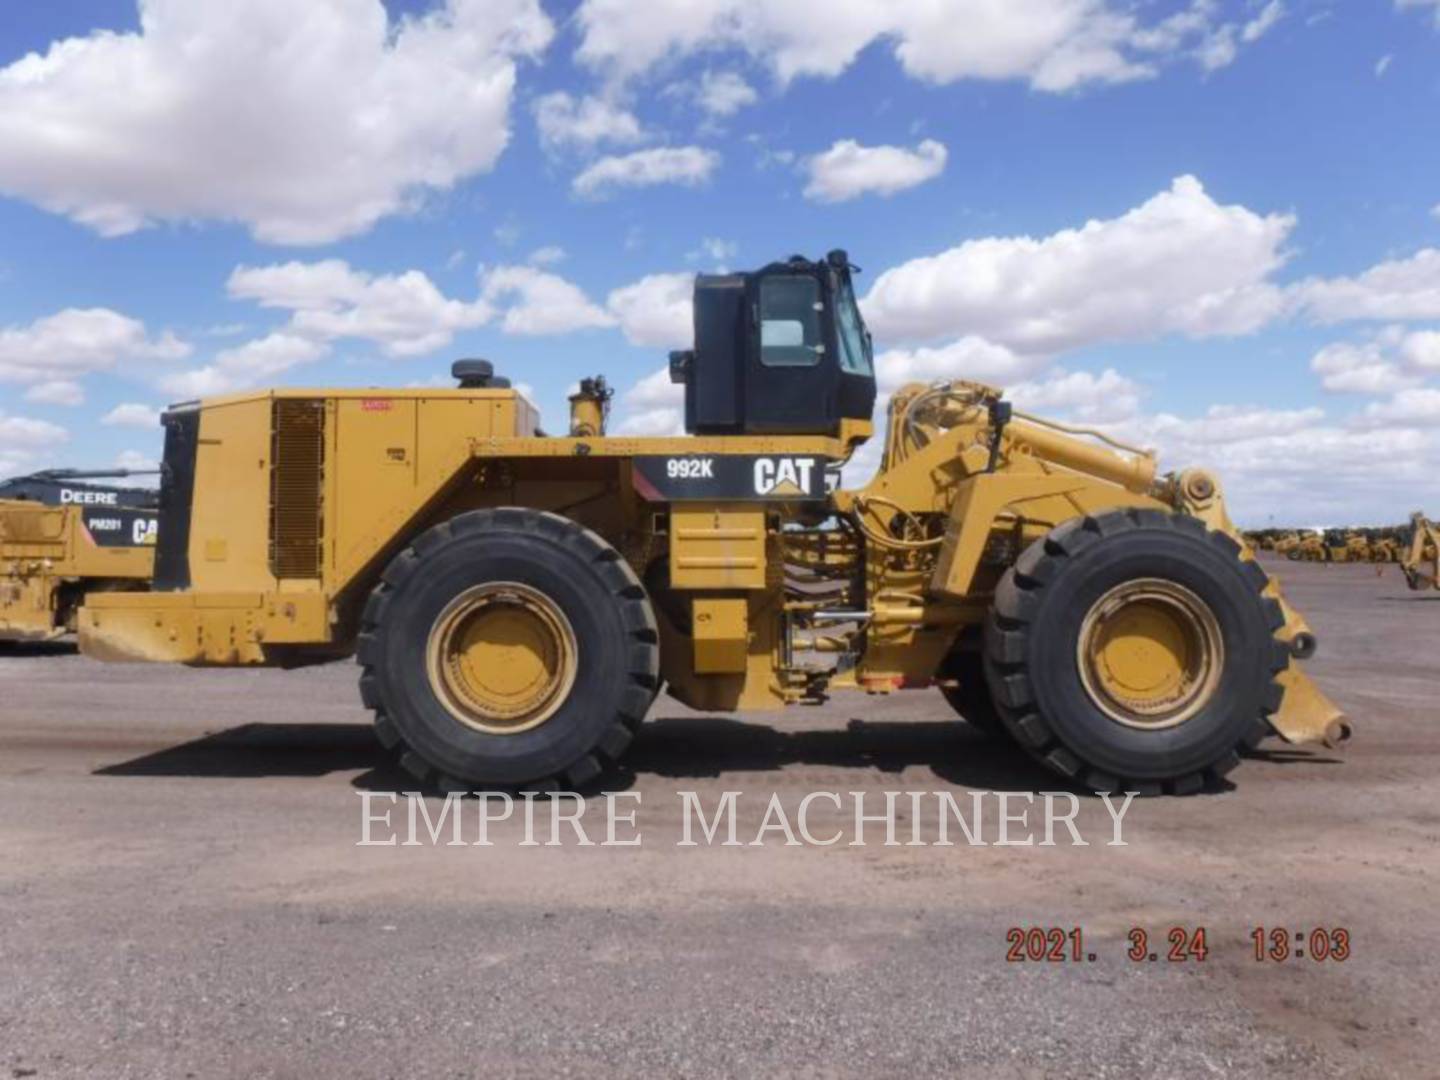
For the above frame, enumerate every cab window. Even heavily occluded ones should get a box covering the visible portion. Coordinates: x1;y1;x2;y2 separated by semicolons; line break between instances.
835;280;872;376
759;276;823;367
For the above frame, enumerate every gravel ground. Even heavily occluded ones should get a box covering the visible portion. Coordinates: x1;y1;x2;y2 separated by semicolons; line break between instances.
0;556;1436;1078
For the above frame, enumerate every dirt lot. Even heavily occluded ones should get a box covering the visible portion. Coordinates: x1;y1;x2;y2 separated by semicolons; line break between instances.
0;556;1436;1079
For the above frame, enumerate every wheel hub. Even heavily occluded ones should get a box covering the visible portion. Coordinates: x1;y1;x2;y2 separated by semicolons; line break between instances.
427;582;578;735
1077;578;1223;730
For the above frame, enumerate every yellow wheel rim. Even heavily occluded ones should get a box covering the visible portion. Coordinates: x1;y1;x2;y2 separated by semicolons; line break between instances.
1077;579;1223;731
426;582;578;735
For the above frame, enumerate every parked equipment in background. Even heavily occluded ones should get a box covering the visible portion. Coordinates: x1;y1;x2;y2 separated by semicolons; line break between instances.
1401;512;1439;591
1;469;159;643
1245;526;1409;567
74;251;1345;794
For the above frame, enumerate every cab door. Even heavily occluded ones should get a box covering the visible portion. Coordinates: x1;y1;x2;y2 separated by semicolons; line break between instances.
743;273;838;434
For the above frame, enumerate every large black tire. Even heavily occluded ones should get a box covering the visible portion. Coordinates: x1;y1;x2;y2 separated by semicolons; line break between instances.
984;509;1288;795
938;652;1006;737
357;508;659;790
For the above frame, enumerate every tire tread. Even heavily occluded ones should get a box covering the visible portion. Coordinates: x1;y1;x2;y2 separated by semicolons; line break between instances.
356;507;659;791
985;510;1287;796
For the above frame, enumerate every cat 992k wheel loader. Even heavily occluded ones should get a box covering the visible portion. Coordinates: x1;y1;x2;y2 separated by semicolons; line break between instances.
75;250;1347;794
1;469;158;643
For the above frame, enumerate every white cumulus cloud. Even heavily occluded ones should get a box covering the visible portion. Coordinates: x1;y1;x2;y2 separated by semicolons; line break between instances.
1359;387;1440;426
1307;326;1440;398
533;92;644;152
0;409;70;477
1400;329;1440;370
115;449;160;477
1310;340;1422;395
227;260;492;357
1313;348;1413;395
573;147;720;198
575;0;1278;93
875;336;1038;394
612;366;685;435
165;256;627;398
101;403;163;429
481;266;615;336
0;308;189;385
803;139;947;203
1105;402;1435;524
1296;249;1440;323
861;175;1293;353
527;246;567;266
161;333;330;399
1009;367;1144;424
0;412;69;451
606;272;695;347
1192;0;1285;71
0;0;552;244
695;70;758;116
1243;1;1286;42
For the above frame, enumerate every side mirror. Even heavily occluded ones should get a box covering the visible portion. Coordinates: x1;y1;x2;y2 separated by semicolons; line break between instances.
669;350;694;384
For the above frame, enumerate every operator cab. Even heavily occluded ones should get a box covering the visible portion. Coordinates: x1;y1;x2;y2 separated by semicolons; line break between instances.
669;249;877;436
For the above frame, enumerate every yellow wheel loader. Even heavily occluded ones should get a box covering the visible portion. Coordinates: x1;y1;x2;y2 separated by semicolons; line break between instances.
1369;535;1402;564
1289;533;1329;562
1;470;158;643
1271;532;1304;559
75;250;1345;793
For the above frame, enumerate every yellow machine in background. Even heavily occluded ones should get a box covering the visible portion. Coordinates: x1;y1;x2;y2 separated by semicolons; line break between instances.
1369;535;1403;564
77;251;1344;794
1271;531;1306;559
1247;526;1407;567
1291;533;1330;562
1401;512;1439;591
1;470;158;643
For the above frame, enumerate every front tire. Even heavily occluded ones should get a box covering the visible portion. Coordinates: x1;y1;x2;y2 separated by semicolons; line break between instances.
984;509;1288;795
938;651;1005;737
357;508;659;790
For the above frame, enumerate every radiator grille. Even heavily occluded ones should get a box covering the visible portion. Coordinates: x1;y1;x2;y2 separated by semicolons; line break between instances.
269;399;325;579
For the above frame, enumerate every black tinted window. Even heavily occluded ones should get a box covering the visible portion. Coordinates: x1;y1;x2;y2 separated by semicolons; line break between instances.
759;276;822;367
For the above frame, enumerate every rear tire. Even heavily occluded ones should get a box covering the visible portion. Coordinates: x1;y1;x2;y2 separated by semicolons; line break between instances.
984;509;1288;794
357;508;659;790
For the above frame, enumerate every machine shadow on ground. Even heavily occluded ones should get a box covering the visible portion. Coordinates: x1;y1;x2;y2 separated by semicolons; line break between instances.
92;717;1054;793
92;715;1337;796
0;641;78;658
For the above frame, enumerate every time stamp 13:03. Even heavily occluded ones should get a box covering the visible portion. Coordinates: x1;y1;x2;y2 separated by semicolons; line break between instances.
1006;927;1352;964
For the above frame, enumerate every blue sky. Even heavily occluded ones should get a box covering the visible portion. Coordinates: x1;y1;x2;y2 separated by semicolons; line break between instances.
1;0;1438;524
